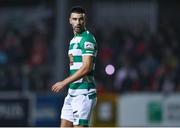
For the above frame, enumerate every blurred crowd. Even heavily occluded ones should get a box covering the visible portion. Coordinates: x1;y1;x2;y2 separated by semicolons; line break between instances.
1;19;180;93
1;6;180;94
95;21;180;94
0;19;53;92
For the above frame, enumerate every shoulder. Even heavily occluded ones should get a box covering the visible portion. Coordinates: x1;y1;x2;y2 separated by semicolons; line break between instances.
80;31;97;51
82;30;96;43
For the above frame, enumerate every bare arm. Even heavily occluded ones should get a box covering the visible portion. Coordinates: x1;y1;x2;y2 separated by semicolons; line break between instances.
52;55;93;93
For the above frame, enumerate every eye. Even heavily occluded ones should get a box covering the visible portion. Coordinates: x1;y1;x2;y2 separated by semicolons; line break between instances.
72;18;77;20
79;17;84;21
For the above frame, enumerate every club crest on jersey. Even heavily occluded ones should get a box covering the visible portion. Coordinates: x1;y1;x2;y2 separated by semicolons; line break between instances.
73;43;78;49
84;42;94;50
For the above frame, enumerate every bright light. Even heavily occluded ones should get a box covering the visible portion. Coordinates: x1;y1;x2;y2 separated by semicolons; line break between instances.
105;64;115;75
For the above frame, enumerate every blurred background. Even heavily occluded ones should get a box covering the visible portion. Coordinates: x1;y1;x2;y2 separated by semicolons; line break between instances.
0;0;180;127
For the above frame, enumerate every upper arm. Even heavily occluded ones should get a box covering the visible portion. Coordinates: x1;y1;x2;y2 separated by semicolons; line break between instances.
82;55;93;71
80;34;97;56
80;33;97;72
80;36;96;71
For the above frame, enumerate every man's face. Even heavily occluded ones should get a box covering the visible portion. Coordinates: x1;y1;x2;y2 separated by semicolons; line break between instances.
69;12;86;34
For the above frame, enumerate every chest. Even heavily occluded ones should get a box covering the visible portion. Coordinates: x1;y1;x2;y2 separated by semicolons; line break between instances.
68;37;83;56
68;37;83;65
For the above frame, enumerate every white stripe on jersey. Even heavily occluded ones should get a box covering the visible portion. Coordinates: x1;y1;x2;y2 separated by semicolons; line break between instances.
70;62;83;70
68;88;96;96
70;63;95;71
70;37;82;44
82;53;94;56
73;78;83;83
68;49;82;56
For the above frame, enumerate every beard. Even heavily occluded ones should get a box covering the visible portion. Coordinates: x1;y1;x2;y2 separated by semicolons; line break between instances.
73;25;85;34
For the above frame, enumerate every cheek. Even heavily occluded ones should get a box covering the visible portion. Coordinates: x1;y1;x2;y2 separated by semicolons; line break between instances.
70;20;74;25
80;21;85;25
72;23;76;28
70;22;75;27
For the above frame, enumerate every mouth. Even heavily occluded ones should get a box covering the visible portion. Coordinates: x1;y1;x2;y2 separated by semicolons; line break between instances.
74;27;81;31
75;26;81;29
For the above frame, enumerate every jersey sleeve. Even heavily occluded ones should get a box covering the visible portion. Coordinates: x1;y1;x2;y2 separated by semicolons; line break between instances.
80;35;97;56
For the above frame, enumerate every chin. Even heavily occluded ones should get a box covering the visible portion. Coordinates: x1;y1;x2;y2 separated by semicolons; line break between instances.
75;30;81;34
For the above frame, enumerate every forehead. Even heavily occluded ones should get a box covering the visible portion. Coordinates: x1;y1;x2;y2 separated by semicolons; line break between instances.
70;12;85;18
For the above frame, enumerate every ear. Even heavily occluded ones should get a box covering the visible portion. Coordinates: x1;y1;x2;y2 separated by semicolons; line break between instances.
83;14;87;24
69;17;72;25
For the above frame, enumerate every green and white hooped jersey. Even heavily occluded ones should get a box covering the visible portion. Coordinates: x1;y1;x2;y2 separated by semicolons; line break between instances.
68;30;97;96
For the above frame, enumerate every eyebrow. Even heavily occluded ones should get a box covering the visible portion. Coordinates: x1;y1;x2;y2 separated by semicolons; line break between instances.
71;16;84;19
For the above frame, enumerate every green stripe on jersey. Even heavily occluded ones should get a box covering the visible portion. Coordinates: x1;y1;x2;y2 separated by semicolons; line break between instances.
73;56;82;62
69;83;95;89
70;69;94;75
69;43;81;50
79;119;88;126
73;56;96;63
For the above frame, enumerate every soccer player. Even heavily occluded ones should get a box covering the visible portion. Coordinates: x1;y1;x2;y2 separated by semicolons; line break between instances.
52;6;97;127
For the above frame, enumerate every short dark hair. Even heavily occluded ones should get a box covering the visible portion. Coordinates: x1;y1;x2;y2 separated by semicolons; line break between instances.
70;6;86;15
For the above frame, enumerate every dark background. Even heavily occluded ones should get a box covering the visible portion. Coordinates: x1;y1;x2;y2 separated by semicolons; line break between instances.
0;0;180;126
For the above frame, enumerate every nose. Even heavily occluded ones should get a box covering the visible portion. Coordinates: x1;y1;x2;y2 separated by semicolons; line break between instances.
76;19;80;25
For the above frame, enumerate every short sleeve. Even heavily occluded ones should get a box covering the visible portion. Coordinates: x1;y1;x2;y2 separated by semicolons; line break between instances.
80;36;96;56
